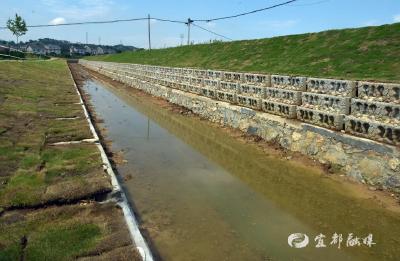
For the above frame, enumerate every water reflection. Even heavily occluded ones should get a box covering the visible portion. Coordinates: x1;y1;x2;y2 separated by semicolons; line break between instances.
83;79;400;261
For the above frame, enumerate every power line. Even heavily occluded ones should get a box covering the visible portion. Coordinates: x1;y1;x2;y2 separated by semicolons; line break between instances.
192;0;298;22
152;18;186;24
0;1;297;46
0;17;147;29
191;23;233;41
0;17;186;30
1;0;298;29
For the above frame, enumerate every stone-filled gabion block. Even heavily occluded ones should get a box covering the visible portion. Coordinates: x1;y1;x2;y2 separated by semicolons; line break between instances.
301;92;350;114
220;81;239;93
344;116;400;146
265;87;301;105
160;79;173;88
182;68;194;76
357;81;400;104
206;70;224;80
190;77;204;87
180;83;189;92
204;79;220;89
172;68;183;75
261;100;297;119
217;91;237;104
200;87;217;98
237;95;262;110
174;82;186;91
181;76;191;84
223;72;243;83
243;73;271;87
239;84;266;98
186;84;202;94
193;69;207;78
297;107;344;130
171;81;182;90
271;75;307;91
350;98;400;124
306;78;356;97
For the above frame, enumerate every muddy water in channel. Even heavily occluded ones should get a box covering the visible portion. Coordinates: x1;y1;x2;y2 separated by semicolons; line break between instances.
82;78;400;261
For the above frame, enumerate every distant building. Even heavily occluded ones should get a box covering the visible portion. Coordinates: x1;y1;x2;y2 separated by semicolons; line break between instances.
18;45;28;52
96;47;104;55
44;44;61;55
70;46;86;56
0;45;9;53
27;44;46;55
84;45;92;55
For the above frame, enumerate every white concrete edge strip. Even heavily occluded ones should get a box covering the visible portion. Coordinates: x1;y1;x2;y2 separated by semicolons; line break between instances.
50;138;99;146
67;65;154;261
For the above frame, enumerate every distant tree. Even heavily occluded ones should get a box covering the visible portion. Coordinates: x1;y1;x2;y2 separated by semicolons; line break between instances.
7;14;27;45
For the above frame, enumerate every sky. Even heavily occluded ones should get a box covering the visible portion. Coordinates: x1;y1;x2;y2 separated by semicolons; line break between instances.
0;0;399;48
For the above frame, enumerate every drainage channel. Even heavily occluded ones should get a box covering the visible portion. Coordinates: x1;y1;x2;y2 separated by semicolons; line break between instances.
81;75;400;261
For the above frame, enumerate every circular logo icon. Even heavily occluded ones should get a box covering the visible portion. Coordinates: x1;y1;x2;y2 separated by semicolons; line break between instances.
288;233;309;248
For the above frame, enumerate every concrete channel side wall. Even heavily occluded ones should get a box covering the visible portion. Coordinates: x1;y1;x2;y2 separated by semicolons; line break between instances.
79;60;400;192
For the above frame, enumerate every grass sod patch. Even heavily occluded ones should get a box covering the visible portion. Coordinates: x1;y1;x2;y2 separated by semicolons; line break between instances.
0;203;140;261
87;23;400;82
25;223;101;261
0;144;111;208
0;60;139;260
44;118;93;143
0;60;111;209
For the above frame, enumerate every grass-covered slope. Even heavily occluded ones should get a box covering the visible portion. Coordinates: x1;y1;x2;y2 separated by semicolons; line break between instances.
87;23;400;82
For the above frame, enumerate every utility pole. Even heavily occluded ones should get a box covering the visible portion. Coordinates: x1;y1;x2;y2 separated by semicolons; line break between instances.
148;14;151;50
180;34;184;46
187;18;192;45
86;32;88;45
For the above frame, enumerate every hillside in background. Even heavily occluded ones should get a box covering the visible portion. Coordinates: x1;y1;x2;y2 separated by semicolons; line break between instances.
0;38;140;57
87;23;400;82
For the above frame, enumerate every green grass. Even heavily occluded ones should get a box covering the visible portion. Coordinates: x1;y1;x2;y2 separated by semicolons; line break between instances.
0;60;111;209
25;223;101;261
0;143;109;208
87;23;400;82
0;61;139;261
0;203;132;261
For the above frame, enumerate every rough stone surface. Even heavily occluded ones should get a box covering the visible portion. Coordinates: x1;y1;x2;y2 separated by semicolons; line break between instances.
297;107;344;130
243;73;271;86
357;81;400;104
350;98;400;124
271;75;307;91
306;77;356;97
265;87;302;105
220;81;239;93
261;100;297;119
302;92;350;114
344;115;400;146
239;84;266;98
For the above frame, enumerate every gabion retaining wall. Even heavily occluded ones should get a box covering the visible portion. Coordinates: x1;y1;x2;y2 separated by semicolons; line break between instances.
80;60;399;146
79;60;400;192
